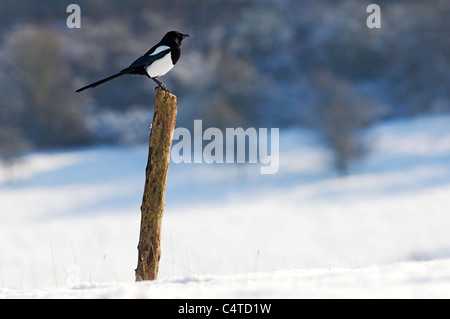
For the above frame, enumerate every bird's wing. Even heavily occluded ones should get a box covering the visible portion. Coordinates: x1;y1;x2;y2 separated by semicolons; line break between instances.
143;42;161;56
121;48;171;73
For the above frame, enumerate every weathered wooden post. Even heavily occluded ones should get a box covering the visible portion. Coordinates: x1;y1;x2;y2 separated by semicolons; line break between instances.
135;87;177;281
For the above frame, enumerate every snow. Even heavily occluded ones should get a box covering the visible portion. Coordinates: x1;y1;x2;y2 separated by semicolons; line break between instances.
2;260;450;299
1;115;450;298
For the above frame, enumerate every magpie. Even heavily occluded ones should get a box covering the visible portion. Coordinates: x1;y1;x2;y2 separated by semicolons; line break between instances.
76;31;189;93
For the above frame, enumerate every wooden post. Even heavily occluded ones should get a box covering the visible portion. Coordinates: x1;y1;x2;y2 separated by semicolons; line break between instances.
135;87;177;281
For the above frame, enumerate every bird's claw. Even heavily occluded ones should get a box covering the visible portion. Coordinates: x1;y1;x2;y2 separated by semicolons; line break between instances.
154;84;169;93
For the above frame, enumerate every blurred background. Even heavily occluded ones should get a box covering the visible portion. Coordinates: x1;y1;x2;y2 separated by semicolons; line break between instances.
0;0;448;172
1;0;450;289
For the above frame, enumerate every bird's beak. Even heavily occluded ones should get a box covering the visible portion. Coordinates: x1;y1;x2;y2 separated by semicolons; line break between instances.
182;34;190;39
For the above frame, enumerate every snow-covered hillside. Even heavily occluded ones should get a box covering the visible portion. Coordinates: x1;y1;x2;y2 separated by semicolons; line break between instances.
1;115;450;298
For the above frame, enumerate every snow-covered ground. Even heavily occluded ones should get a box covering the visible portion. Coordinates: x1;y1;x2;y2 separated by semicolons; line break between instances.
2;259;449;299
1;115;450;298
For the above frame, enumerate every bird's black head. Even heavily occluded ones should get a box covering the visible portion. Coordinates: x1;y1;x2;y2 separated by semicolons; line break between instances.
161;31;190;47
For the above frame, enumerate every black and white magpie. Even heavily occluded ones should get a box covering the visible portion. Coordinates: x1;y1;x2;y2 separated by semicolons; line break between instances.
76;31;189;93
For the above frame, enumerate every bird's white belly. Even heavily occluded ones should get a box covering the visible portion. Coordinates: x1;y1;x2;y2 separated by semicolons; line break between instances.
146;53;174;78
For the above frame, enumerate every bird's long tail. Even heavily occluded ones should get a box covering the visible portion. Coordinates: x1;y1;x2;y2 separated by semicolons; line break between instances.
75;71;126;93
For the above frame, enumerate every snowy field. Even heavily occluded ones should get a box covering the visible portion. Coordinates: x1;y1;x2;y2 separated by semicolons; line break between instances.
1;115;450;298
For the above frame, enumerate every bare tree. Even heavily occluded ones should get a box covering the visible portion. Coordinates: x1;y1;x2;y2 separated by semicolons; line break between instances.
311;70;377;174
0;124;29;181
5;26;91;148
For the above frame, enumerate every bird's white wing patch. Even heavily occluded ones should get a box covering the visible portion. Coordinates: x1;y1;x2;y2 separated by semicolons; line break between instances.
150;45;170;56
